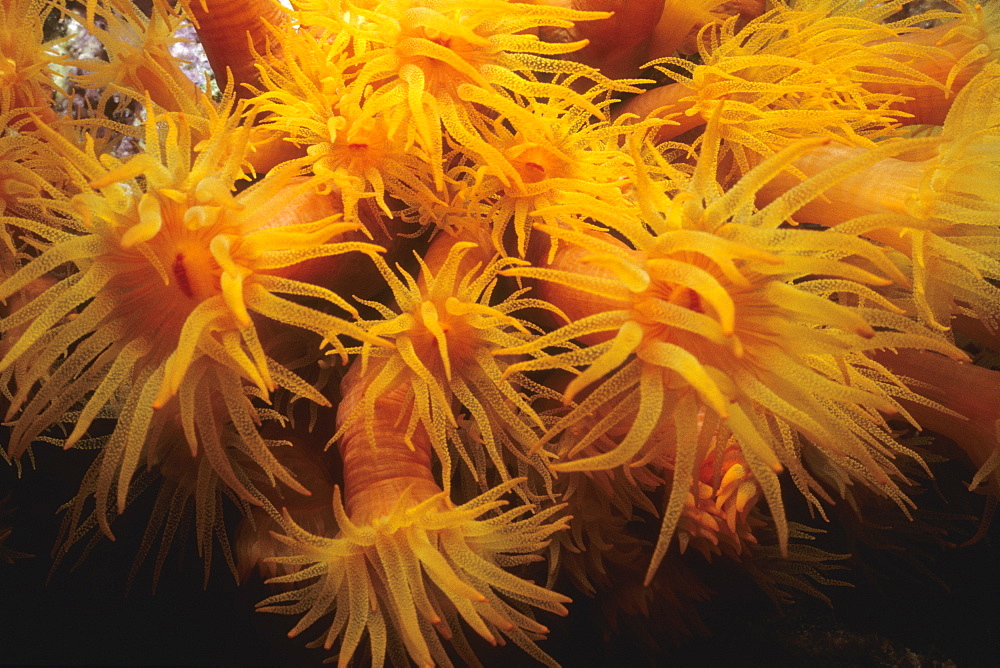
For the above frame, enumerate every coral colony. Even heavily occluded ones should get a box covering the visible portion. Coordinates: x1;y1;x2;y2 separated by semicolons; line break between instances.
1;0;999;664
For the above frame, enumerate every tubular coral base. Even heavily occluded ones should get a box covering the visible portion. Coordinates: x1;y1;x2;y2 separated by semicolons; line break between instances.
1;1;1000;666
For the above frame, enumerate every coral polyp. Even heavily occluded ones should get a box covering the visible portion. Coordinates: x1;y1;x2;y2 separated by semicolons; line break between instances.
0;0;66;121
2;0;999;665
499;125;966;579
342;235;557;490
0;88;386;536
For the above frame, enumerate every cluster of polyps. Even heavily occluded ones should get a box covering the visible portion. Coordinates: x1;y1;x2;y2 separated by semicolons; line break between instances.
1;1;999;665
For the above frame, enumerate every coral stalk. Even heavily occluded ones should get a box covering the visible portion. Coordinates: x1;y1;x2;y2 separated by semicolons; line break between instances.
186;0;290;98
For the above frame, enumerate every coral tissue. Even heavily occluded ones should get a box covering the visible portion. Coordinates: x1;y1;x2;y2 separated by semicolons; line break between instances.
1;0;999;665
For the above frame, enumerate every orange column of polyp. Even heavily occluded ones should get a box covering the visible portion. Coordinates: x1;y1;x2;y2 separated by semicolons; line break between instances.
752;141;927;227
872;349;1000;490
188;0;306;171
188;0;287;98
257;182;418;301
615;82;703;142
646;1;766;64
336;360;441;524
863;21;986;126
568;0;666;80
646;0;712;62
525;230;634;346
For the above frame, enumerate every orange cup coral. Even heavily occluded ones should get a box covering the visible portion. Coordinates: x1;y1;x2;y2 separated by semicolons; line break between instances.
2;0;1000;665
